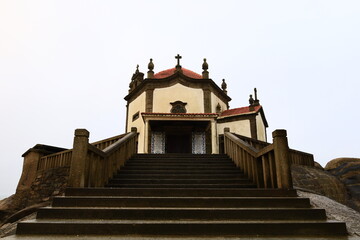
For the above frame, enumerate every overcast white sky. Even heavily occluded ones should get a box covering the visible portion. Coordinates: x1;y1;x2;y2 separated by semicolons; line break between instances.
0;0;359;197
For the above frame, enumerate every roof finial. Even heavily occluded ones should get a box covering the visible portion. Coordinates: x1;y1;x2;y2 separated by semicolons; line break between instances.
147;58;154;78
249;94;254;106
254;88;260;106
202;58;209;79
129;64;144;92
175;54;182;72
221;79;227;94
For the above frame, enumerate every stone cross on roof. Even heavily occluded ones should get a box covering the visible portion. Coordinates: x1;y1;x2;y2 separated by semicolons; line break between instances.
175;54;182;70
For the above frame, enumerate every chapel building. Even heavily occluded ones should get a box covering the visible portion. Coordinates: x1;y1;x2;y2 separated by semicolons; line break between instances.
125;55;268;154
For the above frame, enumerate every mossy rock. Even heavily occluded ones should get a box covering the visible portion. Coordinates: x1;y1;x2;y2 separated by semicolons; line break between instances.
325;158;360;171
325;158;360;212
291;165;347;204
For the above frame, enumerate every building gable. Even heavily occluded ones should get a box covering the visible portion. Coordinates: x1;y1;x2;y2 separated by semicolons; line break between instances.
124;56;268;153
124;68;231;108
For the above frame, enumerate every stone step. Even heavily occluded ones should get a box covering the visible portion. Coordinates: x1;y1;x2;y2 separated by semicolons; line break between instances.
65;188;299;197
133;154;229;158
17;220;347;236
107;179;252;185
122;165;238;170
36;207;327;221
128;159;233;163
130;156;231;160
105;183;256;188
117;169;243;174
125;162;235;166
111;173;247;179
51;196;311;208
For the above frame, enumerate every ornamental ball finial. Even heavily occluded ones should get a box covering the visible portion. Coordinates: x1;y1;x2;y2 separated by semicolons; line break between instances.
221;79;227;90
202;58;208;71
249;94;254;105
221;79;228;94
148;58;154;71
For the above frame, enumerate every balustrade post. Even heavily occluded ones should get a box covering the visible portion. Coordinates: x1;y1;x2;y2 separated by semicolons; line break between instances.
68;129;90;188
223;128;230;154
272;129;293;189
17;149;45;192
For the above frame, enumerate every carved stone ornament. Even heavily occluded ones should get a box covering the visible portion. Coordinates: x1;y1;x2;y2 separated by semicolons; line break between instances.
249;94;254;106
202;58;209;79
147;58;154;78
202;58;208;71
148;58;154;71
216;103;221;113
221;79;227;91
170;101;187;113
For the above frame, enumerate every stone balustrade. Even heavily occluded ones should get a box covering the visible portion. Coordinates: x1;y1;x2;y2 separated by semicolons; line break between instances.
224;129;293;189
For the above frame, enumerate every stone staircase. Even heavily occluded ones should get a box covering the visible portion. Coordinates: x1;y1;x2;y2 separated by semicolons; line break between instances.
16;154;347;237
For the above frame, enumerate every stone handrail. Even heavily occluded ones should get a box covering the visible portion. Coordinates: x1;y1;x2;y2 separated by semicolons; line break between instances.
36;133;129;172
233;133;314;167
68;129;138;188
91;133;128;150
233;133;270;150
37;149;73;171
224;130;293;189
289;149;314;166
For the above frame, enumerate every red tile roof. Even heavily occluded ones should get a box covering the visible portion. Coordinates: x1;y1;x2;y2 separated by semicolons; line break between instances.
220;105;262;117
142;112;218;117
153;68;202;79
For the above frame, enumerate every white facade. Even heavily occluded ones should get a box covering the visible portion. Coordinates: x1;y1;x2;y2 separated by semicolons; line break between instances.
217;119;251;137
211;92;228;113
125;64;268;154
256;114;267;141
127;92;146;152
153;83;204;113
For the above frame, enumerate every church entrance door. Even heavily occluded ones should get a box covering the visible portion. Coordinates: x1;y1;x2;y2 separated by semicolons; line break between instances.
149;120;210;154
166;134;191;153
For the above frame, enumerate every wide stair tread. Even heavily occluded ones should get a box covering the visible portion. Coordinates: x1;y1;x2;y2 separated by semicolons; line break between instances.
17;219;347;236
107;179;253;184
51;196;312;208
65;187;299;197
111;173;247;179
36;207;327;220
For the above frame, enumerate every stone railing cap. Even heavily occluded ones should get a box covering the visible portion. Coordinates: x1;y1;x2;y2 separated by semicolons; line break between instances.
75;129;90;138
22;144;68;157
272;129;287;138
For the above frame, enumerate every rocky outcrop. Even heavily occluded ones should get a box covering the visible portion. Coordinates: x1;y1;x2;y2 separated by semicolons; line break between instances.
291;158;360;213
291;164;348;204
297;190;360;236
0;194;28;225
314;161;324;170
325;158;360;212
0;166;69;226
325;158;360;170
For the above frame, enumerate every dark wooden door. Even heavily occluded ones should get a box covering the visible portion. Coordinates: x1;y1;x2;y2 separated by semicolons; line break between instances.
166;134;191;153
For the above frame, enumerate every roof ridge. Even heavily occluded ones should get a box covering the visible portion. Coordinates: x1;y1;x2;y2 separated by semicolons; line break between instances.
220;105;262;117
153;67;202;79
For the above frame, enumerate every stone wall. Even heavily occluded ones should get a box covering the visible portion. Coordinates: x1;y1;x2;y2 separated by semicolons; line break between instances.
26;166;69;205
0;166;69;225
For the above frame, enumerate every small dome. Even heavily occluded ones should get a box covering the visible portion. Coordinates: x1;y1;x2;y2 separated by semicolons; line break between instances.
153;68;202;79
